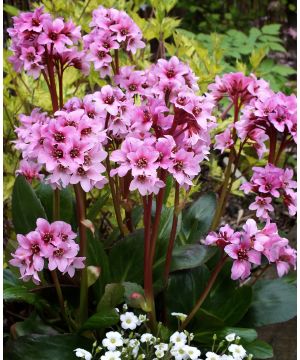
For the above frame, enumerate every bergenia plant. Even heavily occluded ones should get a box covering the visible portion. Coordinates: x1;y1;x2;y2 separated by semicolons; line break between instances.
4;4;296;360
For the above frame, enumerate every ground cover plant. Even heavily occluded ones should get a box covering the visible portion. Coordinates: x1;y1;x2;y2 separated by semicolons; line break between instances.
3;1;296;359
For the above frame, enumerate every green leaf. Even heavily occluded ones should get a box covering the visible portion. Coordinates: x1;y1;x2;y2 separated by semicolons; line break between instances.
12;176;47;234
170;244;217;272
81;308;119;330
4;334;93;360
87;191;109;221
242;279;296;327
3;4;20;16
267;42;286;52
15;313;59;337
261;23;281;35
4;286;47;310
35;184;74;224
272;65;296;76
4;268;22;288
244;339;273;359
97;283;124;311
166;266;211;328
181;192;217;243
194;327;257;344
109;229;144;283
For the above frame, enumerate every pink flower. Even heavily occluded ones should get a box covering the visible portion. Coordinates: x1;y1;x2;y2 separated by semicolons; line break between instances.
214;128;234;153
127;145;159;177
225;235;261;280
47;241;79;272
276;246;297;277
16;159;43;182
168;149;200;188
204;224;240;247
129;174;165;196
249;196;274;219
38;18;73;52
94;85;121;116
64;257;85;277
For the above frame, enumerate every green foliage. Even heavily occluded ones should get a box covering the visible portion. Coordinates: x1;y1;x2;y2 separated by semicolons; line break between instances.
241;279;297;327
12;176;47;235
4;334;93;360
81;308;119;330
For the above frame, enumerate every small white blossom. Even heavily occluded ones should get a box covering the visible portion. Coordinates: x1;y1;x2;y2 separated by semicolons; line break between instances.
128;339;140;358
220;355;234;360
100;350;121;360
228;344;247;359
184;345;201;360
170;331;187;346
155;349;165;358
206;352;220;360
171;312;188;321
154;343;168;351
225;333;236;342
123;304;128;311
138;314;147;323
74;348;92;360
140;333;155;343
120;311;139;330
102;331;123;351
170;344;188;360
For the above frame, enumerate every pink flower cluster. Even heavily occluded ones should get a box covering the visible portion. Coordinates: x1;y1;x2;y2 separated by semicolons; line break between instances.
205;219;296;280
108;57;216;194
240;164;297;219
9;218;85;284
14;96;109;192
209;72;297;158
237;89;297;150
83;6;145;77
8;7;88;78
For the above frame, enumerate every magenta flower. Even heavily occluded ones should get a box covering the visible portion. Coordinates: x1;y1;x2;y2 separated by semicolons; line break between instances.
16;159;43;183
127;146;159;177
129;174;165;196
214;128;234;153
225;235;261;280
249;196;274;220
47;241;79;272
204;224;240;247
276;246;297;277
38;19;73;52
94;85;121;116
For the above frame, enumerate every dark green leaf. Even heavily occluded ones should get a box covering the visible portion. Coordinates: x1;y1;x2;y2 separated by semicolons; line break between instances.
81;308;119;330
241;279;296;327
181;192;217;243
4;334;93;360
194;327;257;344
4;268;21;288
244;339;273;359
87;191;109;221
15;314;59;337
35;184;74;224
170;244;217;272
4;286;47;310
12;176;47;234
97;283;124;311
109;229;144;283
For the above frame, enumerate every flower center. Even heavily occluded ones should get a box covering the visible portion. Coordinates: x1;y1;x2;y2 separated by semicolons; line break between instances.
129;84;137;91
77;166;86;176
26;52;35;62
81;127;92;136
54;132;65;142
43;233;53;243
166;68;175;78
31;243;40;254
97;50;106;59
104;96;115;105
136;157;148;168
84;155;91;166
53;248;64;257
137;175;146;182
237;248;248;260
177;96;186;105
193;106;202;116
87;111;95;118
70;147;80;158
174;160;184;171
120;28;128;36
52;148;63;159
49;32;58;41
31;18;40;27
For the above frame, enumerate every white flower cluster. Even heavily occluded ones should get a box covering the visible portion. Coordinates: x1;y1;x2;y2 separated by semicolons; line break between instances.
74;309;253;360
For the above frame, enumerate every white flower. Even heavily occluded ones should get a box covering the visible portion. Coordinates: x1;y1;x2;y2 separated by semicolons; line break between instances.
228;344;247;359
220;355;234;360
170;331;187;346
100;350;121;360
102;331;123;351
170;344;188;360
155;349;165;358
120;311;139;330
140;333;155;343
155;343;168;351
171;312;188;321
206;352;220;360
225;333;236;342
128;339;140;358
184;345;201;360
123;304;128;311
138;314;147;323
74;348;92;360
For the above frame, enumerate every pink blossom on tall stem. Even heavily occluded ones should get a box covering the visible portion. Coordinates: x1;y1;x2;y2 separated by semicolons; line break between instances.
214;128;234;153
